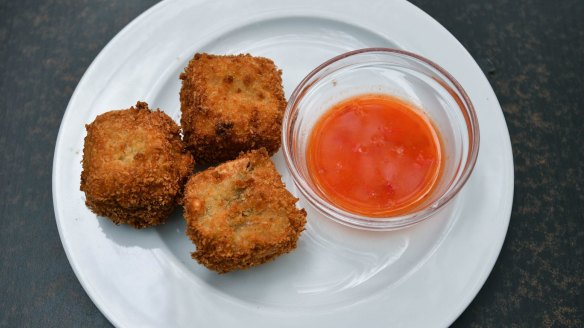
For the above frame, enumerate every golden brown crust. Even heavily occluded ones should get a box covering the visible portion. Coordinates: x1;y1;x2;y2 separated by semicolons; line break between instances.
179;53;287;164
183;148;306;273
80;101;195;228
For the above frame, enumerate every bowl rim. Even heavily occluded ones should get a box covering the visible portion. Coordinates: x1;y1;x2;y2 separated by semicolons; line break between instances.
282;47;480;230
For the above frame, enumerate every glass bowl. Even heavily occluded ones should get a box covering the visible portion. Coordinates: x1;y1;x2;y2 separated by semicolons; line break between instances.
282;48;480;230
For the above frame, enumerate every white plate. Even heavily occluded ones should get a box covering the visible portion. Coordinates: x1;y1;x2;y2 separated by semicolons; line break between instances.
52;0;514;327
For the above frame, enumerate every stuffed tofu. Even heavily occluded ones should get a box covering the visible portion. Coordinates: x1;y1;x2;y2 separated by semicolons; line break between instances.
183;148;306;273
179;53;286;164
80;101;194;228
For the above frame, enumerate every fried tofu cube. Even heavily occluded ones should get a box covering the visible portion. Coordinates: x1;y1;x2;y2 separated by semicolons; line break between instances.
179;53;287;164
80;101;194;228
183;148;306;273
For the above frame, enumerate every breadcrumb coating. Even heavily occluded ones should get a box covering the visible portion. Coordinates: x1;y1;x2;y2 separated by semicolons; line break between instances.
179;53;287;164
80;101;194;228
183;148;306;273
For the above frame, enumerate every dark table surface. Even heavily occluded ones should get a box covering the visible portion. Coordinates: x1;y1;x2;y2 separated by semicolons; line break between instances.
1;0;582;327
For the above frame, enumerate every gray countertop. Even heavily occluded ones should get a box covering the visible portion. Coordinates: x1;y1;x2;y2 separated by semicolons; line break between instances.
1;0;582;326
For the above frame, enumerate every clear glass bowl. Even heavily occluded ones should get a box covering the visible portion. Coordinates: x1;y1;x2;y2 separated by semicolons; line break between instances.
282;48;480;230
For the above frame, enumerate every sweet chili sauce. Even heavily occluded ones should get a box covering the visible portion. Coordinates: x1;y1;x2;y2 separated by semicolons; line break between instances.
307;94;443;217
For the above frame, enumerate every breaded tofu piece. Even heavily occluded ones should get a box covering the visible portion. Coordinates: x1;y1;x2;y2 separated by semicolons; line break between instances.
179;53;287;164
80;101;194;228
183;148;306;273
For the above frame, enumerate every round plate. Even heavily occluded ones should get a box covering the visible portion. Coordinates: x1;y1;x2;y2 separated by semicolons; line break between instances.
52;0;514;327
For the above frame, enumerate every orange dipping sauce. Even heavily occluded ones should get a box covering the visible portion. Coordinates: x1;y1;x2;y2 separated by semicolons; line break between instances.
307;94;443;216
